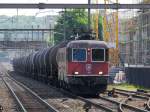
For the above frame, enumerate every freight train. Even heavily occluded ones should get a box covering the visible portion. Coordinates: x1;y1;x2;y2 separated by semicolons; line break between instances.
13;35;109;95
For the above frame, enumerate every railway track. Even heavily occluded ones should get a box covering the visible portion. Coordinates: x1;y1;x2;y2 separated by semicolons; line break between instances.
114;88;150;97
0;64;21;112
2;76;59;112
9;71;150;112
54;83;150;112
113;88;150;111
99;94;149;112
2;62;150;112
0;76;20;112
9;72;113;112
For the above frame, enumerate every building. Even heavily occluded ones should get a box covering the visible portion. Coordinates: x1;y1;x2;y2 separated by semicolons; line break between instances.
119;6;150;66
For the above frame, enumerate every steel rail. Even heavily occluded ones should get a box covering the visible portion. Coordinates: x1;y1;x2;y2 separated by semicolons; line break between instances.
8;71;148;112
0;3;149;9
115;91;149;100
146;98;150;111
7;76;60;112
6;70;149;112
2;77;27;112
8;72;114;112
49;86;115;112
114;89;150;111
99;95;149;112
77;96;115;112
119;96;133;112
114;88;150;97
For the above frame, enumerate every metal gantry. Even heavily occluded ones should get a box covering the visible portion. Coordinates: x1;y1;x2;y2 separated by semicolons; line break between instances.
0;3;149;9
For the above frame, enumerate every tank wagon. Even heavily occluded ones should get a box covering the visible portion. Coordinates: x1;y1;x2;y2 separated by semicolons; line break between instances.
13;39;109;95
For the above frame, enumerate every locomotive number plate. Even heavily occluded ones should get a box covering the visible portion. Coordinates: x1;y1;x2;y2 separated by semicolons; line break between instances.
86;64;92;74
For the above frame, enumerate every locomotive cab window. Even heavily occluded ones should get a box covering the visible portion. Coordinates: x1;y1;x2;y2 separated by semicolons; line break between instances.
72;48;86;62
92;49;105;62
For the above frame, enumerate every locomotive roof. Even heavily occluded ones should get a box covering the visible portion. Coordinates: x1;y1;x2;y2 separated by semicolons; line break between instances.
67;40;108;48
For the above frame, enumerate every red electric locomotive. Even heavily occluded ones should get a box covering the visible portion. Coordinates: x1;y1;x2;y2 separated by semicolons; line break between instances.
13;38;109;95
57;40;109;95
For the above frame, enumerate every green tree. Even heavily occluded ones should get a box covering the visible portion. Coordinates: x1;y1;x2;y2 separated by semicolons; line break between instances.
54;9;104;44
54;9;88;44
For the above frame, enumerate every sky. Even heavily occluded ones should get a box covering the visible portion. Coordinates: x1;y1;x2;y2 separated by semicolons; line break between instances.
0;0;141;16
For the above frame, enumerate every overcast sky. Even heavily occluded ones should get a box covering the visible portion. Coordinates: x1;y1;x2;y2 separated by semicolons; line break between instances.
0;0;141;16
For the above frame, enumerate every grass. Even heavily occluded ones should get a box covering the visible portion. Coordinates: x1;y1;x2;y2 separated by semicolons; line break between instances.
108;83;150;91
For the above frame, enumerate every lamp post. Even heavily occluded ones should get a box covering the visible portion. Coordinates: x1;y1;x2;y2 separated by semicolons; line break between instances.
88;0;91;31
64;9;66;41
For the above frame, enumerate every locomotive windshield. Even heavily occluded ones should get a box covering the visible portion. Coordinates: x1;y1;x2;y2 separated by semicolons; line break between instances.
92;49;105;62
72;48;86;62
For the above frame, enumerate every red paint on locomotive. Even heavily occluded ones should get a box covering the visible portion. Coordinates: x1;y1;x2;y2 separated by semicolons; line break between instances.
67;62;108;76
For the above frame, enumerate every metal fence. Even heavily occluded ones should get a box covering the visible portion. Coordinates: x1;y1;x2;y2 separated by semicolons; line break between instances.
125;66;150;88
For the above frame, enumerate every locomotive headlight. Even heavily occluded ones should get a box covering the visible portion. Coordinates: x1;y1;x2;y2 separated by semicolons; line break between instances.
99;71;103;75
74;72;79;75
